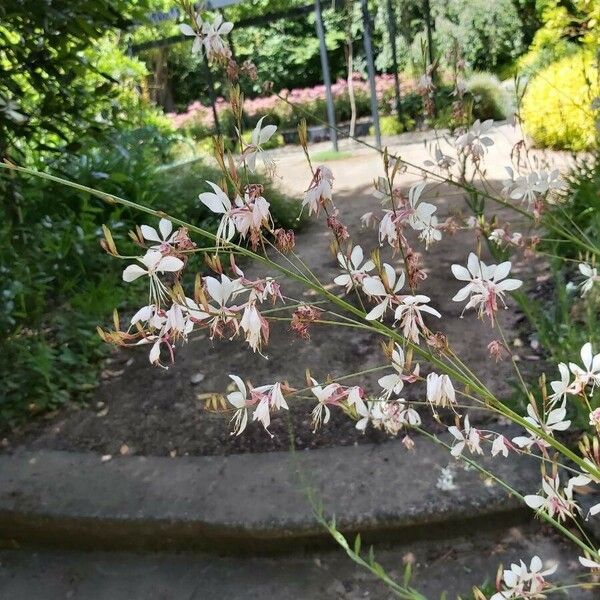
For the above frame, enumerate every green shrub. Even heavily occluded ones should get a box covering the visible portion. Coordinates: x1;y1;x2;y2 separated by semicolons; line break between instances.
377;115;405;136
0;126;299;426
521;50;598;151
467;72;509;121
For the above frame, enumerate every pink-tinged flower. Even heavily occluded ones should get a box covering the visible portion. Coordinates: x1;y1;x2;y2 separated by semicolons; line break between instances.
524;474;580;522
488;339;507;362
490;555;556;600
228;378;289;437
448;416;483;457
199;181;237;242
378;210;400;246
201;13;233;58
242;116;277;173
122;249;184;306
141;218;177;250
363;264;405;321
231;193;271;242
333;245;375;292
590;408;600;429
426;373;456;410
290;304;322;339
579;262;599;296
251;382;288;435
569;342;600;393
394;295;441;343
491;434;510;458
489;228;507;245
451;252;522;322
303;165;334;215
371;399;421;436
240;302;268;353
309;378;345;431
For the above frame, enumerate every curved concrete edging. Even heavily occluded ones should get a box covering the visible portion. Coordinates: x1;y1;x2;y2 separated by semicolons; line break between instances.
0;431;536;554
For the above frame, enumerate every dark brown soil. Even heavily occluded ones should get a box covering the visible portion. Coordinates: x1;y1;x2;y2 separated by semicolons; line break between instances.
6;148;536;457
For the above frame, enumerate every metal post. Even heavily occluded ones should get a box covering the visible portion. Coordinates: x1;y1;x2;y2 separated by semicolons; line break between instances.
385;0;402;122
315;0;338;152
360;0;381;149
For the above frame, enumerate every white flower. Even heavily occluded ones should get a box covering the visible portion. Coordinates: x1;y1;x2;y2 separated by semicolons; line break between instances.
123;249;183;283
426;373;456;409
242;116;277;172
227;375;249;436
524;474;579;521
369;399;420;435
525;401;571;435
378;344;407;399
334;245;375;291
394;295;441;343
510;172;546;205
569;342;600;393
548;362;571;404
579;552;600;570
141;218;176;249
130;304;165;330
407;182;437;232
579;262;599;296
179;15;204;55
122;249;184;306
418;217;442;249
423;145;455;170
199;181;237;242
204;274;244;317
355;398;374;431
448;416;482;457
363;264;405;321
455;119;494;158
509;169;563;207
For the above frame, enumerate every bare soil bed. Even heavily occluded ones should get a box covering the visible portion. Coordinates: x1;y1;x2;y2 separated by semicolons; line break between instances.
5;139;539;457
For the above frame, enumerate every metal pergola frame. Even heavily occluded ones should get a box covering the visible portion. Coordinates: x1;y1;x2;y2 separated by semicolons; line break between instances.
132;1;410;151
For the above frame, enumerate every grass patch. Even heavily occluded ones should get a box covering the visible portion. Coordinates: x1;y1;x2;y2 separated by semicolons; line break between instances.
310;150;353;162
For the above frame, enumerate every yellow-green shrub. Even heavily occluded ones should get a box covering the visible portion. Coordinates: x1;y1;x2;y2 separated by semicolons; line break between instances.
521;50;598;151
